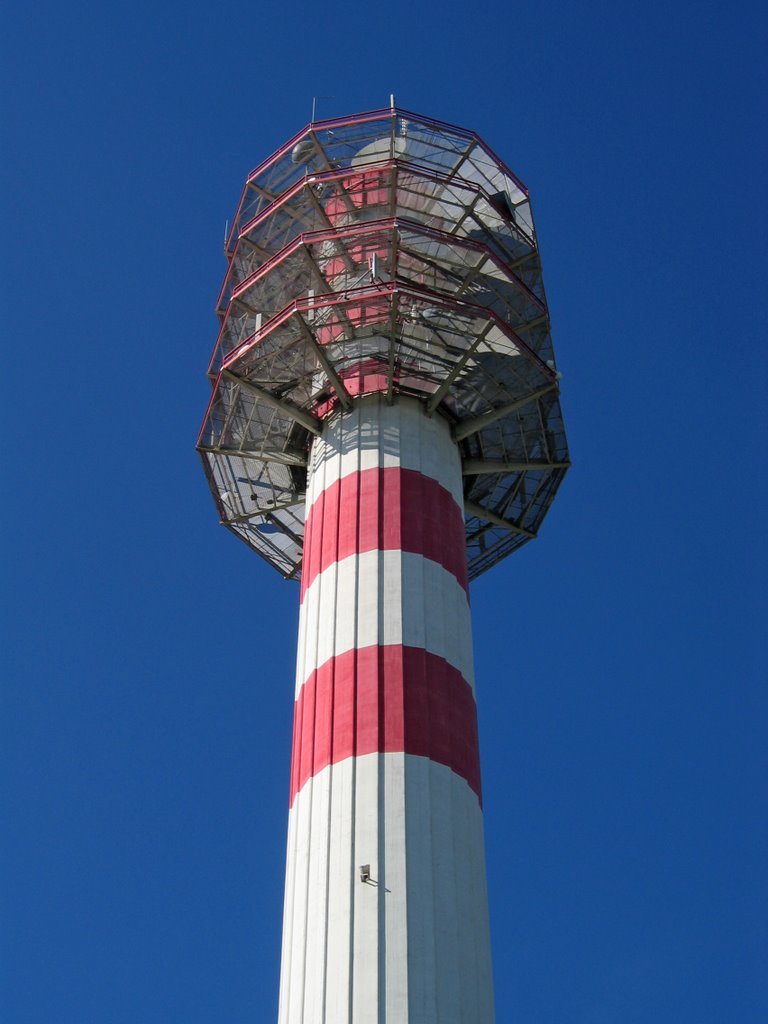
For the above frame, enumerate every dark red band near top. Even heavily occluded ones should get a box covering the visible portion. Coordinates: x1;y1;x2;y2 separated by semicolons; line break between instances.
289;644;482;807
300;467;468;600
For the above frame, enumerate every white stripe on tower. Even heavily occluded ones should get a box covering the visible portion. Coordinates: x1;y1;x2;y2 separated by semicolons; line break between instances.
278;395;495;1024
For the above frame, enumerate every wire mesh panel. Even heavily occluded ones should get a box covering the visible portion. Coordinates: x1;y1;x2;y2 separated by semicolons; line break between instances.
199;108;569;579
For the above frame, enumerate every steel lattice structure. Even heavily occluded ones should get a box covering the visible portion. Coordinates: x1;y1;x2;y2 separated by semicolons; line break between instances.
198;108;569;581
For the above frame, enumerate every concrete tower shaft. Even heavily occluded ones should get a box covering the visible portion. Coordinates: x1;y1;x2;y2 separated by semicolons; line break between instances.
282;397;492;1023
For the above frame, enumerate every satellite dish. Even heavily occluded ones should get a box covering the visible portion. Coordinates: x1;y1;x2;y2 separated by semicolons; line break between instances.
256;520;281;534
291;138;315;165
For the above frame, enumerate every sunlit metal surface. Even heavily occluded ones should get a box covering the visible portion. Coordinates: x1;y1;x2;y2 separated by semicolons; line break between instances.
198;108;569;579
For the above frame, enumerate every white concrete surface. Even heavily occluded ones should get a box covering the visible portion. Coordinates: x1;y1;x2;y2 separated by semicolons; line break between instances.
278;396;495;1023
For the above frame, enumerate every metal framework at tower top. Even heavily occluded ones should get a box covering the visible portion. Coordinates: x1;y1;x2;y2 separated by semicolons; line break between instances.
198;107;569;580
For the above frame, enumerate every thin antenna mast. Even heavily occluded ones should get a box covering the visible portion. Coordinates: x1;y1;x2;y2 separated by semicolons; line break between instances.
311;95;335;123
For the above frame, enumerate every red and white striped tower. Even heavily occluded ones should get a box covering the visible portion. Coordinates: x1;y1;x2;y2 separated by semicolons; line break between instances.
198;108;569;1022
283;397;489;1021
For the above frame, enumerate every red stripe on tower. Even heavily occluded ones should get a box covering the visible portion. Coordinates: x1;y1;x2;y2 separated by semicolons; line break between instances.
300;466;469;600
289;644;482;806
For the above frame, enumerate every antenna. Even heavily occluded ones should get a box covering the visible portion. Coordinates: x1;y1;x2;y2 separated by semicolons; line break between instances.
311;95;335;123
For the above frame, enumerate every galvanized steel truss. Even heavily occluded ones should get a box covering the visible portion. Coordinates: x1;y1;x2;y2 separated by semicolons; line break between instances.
198;108;569;579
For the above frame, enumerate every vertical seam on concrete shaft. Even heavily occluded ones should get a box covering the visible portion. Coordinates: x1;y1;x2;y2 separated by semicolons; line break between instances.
377;426;386;1022
299;436;327;1024
321;438;342;1024
377;751;386;1024
280;687;304;1022
347;404;360;1024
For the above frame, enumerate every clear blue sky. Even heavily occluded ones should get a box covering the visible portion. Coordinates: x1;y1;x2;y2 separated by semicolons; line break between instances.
2;1;766;1021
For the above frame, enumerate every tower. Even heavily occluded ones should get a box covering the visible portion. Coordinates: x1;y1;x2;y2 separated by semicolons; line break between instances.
198;107;569;1022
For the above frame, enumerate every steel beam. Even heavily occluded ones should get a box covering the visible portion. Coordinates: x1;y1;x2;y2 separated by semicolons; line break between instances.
222;495;303;525
387;293;399;404
462;459;570;475
427;321;494;414
295;312;353;412
452;384;558;441
198;445;307;467
222;370;322;436
464;499;536;539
